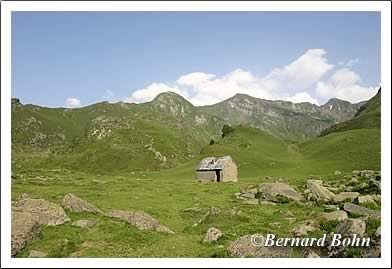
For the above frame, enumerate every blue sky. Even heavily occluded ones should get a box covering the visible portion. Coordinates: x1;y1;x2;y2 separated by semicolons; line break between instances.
12;12;380;107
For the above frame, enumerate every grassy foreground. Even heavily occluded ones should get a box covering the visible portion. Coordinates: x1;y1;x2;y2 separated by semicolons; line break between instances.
11;126;381;257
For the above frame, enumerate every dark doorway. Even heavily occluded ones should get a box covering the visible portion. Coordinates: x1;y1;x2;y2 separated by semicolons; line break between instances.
215;170;221;182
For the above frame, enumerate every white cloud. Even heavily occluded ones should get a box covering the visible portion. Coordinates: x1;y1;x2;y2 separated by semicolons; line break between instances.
124;83;181;103
316;68;378;103
124;49;377;106
65;97;81;108
285;92;320;105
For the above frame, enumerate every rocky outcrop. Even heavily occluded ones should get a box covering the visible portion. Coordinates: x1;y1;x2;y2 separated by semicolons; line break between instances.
13;198;69;226
258;183;304;202
106;210;174;234
62;193;103;214
11;211;41;256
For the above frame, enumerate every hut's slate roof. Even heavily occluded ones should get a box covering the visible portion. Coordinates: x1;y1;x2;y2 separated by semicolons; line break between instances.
196;156;233;170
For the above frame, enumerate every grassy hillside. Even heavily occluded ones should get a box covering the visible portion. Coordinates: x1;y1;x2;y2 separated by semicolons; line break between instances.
159;125;380;184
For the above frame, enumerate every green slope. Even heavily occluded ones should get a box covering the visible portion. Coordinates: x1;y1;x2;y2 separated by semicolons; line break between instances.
161;125;380;183
11;94;225;174
320;88;381;136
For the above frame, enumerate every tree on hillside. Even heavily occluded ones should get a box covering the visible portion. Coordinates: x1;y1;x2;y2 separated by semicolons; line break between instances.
221;124;234;138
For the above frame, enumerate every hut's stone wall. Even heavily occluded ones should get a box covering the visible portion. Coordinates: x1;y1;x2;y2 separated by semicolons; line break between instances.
222;160;238;182
196;170;217;182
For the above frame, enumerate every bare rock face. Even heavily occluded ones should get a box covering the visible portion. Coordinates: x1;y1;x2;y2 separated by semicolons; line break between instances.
228;235;291;257
306;180;335;202
106;209;174;234
13;198;69;226
62;193;103;214
334;192;360;203
343;203;381;217
203;227;223;243
11;211;41;256
335;218;366;237
258;183;304;202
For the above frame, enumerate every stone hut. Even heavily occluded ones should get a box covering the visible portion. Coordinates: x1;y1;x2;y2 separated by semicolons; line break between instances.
196;155;238;182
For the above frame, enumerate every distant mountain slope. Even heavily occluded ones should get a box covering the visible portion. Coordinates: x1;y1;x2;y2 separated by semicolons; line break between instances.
11;93;225;174
320;88;381;136
200;93;362;141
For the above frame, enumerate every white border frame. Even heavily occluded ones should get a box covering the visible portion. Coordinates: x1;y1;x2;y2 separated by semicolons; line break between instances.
1;1;391;268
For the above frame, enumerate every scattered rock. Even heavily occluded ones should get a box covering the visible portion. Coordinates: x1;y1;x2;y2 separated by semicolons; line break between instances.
210;206;221;215
306;180;335;202
239;192;255;199
28;250;47;258
11;211;41;256
242;199;259;205
13;198;69;226
106;209;174;233
71;219;97;229
16;193;31;201
258;183;304;202
303;249;320;258
334;170;342;175
335;218;366;237
357;195;378;207
228;235;291;257
203;227;223;243
323;204;340;212
182;207;203;213
375;226;381;238
318;210;348;222
292;221;317;237
259;200;276;206
62;193;103;214
334;192;360;203
343;203;380;217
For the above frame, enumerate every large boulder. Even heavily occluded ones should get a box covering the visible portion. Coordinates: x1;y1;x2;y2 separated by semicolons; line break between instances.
258;183;304;202
343;203;380;217
203;227;223;243
334;192;360;203
228;235;291;257
106;209;174;234
13;198;69;226
62;193;103;214
11;211;41;256
306;180;335;202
